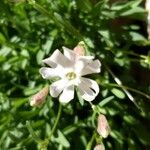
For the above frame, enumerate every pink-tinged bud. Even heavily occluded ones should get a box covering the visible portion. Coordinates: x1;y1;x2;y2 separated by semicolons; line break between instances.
146;0;150;39
73;41;85;56
94;144;105;150
30;86;49;107
97;114;110;138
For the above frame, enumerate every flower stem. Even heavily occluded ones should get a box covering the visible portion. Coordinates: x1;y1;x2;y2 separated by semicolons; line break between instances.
104;83;150;100
86;133;96;150
48;103;62;141
102;62;142;109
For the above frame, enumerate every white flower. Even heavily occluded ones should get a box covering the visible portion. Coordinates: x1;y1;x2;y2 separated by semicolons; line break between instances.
39;46;101;103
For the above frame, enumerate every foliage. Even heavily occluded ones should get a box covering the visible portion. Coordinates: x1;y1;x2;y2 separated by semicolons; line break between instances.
0;0;150;149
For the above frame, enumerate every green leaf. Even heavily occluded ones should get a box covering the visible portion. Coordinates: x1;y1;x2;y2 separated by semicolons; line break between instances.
0;33;6;44
56;130;70;148
129;32;147;42
12;98;28;108
0;46;11;57
36;50;45;65
23;86;42;96
120;7;146;17
111;88;125;99
76;0;92;12
93;0;108;13
123;115;137;125
63;125;77;135
42;39;53;55
76;88;84;106
99;96;114;107
110;130;124;144
98;30;114;47
111;0;142;11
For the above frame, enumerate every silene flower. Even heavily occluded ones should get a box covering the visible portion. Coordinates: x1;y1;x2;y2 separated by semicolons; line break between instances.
39;43;101;103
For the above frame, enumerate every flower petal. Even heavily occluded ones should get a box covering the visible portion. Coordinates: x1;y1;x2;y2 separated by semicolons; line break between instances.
39;67;61;79
50;79;68;98
75;57;94;74
59;85;74;103
42;49;59;68
63;47;94;62
78;77;99;101
81;60;101;76
75;60;87;74
63;46;76;62
43;49;72;68
79;56;94;60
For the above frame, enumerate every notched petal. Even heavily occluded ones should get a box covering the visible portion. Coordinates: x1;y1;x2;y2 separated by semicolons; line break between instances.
59;85;74;103
78;78;99;101
63;46;76;62
50;79;68;98
81;59;101;76
39;67;60;79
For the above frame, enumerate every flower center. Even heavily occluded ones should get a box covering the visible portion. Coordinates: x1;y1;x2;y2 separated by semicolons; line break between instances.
66;72;76;80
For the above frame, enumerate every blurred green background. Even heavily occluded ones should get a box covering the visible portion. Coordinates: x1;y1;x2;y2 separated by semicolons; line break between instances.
0;0;150;149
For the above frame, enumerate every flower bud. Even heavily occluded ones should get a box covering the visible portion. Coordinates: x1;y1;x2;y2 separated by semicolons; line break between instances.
146;0;150;39
97;114;110;138
30;86;49;107
73;41;85;56
94;144;105;150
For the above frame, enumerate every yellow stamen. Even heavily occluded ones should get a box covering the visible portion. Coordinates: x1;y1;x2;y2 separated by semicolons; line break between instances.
66;72;76;80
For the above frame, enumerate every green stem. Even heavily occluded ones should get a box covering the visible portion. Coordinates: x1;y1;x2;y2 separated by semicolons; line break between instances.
103;63;140;108
123;51;147;59
103;83;150;100
103;61;150;100
26;103;62;149
86;133;96;150
48;103;62;141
